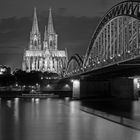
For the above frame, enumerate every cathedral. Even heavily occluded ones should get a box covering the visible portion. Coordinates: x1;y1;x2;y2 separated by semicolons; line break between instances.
22;8;68;74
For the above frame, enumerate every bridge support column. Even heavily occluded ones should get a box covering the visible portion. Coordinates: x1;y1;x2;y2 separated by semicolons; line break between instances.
71;77;137;100
72;79;80;98
133;78;140;100
110;78;135;100
79;79;110;99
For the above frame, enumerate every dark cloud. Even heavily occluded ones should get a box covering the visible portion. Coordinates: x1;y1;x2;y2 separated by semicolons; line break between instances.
0;0;122;18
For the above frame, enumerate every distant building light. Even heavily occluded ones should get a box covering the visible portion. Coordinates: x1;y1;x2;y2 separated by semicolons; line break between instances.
71;79;74;83
65;84;69;88
46;84;51;88
0;66;10;75
73;80;80;89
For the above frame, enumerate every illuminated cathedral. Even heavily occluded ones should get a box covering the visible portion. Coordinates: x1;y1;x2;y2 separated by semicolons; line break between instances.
22;8;68;74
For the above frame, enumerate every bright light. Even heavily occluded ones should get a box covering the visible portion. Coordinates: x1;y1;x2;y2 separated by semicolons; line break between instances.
0;68;6;75
35;98;40;103
14;98;19;103
73;80;80;88
32;98;35;102
7;100;12;108
134;78;138;83
71;79;74;83
137;84;140;89
65;84;70;88
65;97;70;101
46;84;51;88
134;78;140;89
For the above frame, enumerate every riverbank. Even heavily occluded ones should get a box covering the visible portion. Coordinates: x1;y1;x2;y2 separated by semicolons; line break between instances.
0;90;72;98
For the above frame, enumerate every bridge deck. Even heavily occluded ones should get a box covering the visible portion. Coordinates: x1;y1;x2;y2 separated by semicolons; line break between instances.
79;57;140;80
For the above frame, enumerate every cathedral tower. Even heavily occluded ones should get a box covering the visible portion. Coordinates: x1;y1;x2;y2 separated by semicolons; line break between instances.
22;8;68;74
43;8;58;50
29;8;41;50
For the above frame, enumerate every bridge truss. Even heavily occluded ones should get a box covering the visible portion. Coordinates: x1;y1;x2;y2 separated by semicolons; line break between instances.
65;54;83;76
66;1;140;77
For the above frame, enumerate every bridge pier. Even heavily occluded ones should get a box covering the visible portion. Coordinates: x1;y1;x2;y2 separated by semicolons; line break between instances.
80;80;110;99
72;77;137;100
110;78;135;100
72;79;80;98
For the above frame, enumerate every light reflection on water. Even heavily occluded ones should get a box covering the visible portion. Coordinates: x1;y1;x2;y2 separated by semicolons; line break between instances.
0;98;140;140
7;100;12;108
14;98;19;123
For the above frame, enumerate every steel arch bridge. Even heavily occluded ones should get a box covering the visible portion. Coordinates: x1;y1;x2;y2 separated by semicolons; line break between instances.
66;53;83;76
66;1;140;77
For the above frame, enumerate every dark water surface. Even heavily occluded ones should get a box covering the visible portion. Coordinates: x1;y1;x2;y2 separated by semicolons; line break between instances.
80;98;140;120
0;98;140;140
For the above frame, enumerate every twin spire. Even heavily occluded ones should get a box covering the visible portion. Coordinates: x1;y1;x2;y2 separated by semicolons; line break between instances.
32;8;39;34
32;7;55;35
48;8;55;34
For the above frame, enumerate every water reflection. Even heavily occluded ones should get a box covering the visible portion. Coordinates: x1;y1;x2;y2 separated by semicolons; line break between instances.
0;98;140;140
7;100;12;108
81;99;134;119
14;98;19;123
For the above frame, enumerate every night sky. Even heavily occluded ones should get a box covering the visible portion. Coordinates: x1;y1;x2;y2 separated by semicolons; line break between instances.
0;0;122;71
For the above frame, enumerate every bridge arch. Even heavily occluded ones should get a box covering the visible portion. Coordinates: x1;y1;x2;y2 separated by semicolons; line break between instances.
84;1;140;69
66;54;83;75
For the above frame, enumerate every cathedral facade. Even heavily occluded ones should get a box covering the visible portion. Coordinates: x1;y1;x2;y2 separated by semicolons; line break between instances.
22;8;68;74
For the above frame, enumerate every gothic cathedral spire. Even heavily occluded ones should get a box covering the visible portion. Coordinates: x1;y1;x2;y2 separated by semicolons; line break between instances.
47;8;55;34
23;7;68;74
32;8;39;34
30;8;41;50
43;8;58;50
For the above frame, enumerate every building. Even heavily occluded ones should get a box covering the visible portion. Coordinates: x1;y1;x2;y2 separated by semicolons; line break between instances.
0;65;11;75
22;8;68;74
